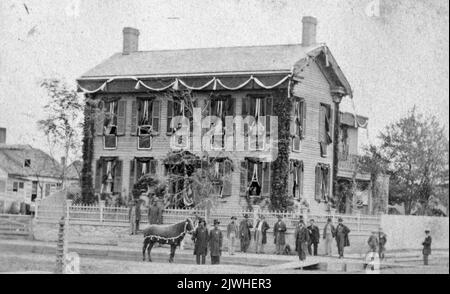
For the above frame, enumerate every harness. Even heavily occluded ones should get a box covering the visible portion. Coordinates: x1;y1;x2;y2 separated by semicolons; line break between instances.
144;219;194;245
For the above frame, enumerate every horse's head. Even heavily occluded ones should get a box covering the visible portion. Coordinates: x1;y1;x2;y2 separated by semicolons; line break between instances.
185;218;194;233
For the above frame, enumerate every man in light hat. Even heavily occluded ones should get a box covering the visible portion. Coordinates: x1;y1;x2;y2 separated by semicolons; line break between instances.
274;215;287;255
422;229;432;265
335;217;350;259
209;219;223;264
227;216;239;255
254;215;270;254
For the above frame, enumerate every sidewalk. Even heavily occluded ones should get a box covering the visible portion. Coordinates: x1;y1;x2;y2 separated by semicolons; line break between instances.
0;238;448;270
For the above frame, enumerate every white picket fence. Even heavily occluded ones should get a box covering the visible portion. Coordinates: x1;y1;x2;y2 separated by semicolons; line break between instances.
34;200;380;233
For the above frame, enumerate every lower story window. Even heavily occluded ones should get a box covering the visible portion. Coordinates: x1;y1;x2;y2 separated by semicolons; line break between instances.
240;158;271;197
289;160;304;200
315;163;331;202
95;157;122;195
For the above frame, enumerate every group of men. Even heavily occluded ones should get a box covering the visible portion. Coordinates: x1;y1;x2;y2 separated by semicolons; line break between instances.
128;197;163;235
190;214;355;265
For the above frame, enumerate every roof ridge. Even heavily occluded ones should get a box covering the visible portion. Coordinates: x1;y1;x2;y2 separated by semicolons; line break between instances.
125;43;305;54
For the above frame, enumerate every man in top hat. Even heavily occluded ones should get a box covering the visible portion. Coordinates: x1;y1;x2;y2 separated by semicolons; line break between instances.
254;215;270;254
209;219;223;264
274;215;287;255
422;229;432;265
295;219;310;261
335;217;350;259
378;227;387;260
307;219;320;256
192;218;208;265
227;216;239;255
239;214;253;253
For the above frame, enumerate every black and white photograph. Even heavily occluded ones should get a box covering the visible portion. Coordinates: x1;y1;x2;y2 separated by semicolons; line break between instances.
0;0;448;278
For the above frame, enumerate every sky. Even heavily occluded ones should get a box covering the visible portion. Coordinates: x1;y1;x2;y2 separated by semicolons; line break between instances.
0;0;448;158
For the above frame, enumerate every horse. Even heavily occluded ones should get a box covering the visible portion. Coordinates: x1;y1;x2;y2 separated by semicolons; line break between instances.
142;218;194;263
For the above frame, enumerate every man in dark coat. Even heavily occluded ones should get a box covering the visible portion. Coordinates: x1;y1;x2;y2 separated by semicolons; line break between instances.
295;220;310;261
254;215;270;254
192;218;208;265
239;215;253;253
148;198;159;225
274;215;287;255
335;218;350;259
422;229;432;265
307;219;320;256
367;231;379;253
209;219;223;264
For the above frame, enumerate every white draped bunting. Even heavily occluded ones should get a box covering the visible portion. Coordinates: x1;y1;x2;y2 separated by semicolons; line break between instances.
77;74;292;94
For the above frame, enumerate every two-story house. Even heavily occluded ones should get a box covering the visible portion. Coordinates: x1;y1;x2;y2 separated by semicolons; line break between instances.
77;16;369;214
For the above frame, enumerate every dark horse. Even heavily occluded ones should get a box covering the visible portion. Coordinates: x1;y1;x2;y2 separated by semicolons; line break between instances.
142;218;194;263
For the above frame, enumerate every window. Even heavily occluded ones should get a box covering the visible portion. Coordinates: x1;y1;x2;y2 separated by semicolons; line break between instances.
209;158;233;198
319;103;332;157
94;158;122;195
137;98;160;132
208;96;235;150
94;98;126;146
242;96;273;151
167;98;192;134
240;158;271;197
291;98;306;152
24;159;31;168
138;126;152;149
31;181;38;202
289;160;304;199
13;182;18;192
19;182;24;189
315;163;331;202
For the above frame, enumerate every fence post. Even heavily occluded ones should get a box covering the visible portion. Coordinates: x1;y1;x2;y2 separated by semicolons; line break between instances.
99;200;105;223
66;200;72;223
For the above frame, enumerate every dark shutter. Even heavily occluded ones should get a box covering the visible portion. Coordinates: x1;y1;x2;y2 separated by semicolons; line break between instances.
113;160;122;194
299;162;304;198
319;105;326;142
167;100;173;133
152;100;160;132
129;159;135;197
240;160;248;195
94;159;102;193
288;161;294;197
130;100;137;136
265;97;273;137
222;161;232;197
301;100;307;138
262;162;271;196
94;102;105;136
314;165;322;201
150;159;157;175
116;100;126;135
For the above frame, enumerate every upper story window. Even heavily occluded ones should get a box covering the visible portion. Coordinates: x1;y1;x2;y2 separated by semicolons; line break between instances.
319;103;332;157
242;95;273;151
167;97;193;134
207;95;235;150
24;159;31;168
291;97;306;152
137;98;160;132
94;98;126;149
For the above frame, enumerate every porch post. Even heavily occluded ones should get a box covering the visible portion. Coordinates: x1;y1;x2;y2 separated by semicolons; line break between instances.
330;87;346;206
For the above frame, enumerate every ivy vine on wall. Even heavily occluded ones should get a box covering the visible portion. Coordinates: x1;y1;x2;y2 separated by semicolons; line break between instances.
81;96;96;204
270;88;292;211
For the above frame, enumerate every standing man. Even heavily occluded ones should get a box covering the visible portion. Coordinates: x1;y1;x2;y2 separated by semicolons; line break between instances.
128;199;136;235
295;220;310;261
367;231;379;253
254;215;270;254
378;227;387;260
134;199;142;233
227;216;239;255
307;219;320;256
422;229;432;266
239;215;253;253
274;215;287;255
192;218;208;265
209;219;223;265
148;198;159;225
323;218;335;256
335;218;350;259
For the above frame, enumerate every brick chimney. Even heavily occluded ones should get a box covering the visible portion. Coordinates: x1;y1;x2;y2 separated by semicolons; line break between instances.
122;27;140;55
302;16;318;47
0;128;6;144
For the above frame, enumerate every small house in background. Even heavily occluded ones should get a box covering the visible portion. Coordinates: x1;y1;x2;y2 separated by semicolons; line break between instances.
0;131;64;214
